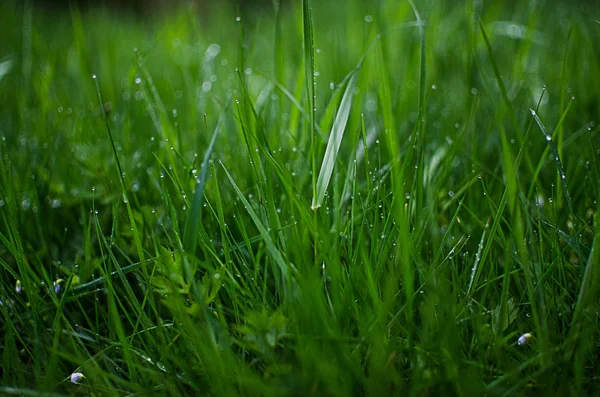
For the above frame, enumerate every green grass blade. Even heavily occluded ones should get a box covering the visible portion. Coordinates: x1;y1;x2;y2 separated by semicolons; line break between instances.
220;161;295;283
312;71;358;209
183;116;222;253
302;0;317;208
93;75;147;272
530;109;574;215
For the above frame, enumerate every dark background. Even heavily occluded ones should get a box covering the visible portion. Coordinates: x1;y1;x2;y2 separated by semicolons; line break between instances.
30;0;599;18
33;0;280;14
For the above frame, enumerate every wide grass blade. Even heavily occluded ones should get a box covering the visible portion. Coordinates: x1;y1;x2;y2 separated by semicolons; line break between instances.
311;71;358;209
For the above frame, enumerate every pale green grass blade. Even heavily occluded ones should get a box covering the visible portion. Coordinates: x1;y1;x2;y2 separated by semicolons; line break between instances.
311;71;358;209
0;58;14;83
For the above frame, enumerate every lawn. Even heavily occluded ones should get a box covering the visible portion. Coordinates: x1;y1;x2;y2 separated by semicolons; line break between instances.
0;0;599;395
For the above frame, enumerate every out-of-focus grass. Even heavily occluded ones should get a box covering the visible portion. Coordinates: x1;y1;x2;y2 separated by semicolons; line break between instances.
0;0;599;395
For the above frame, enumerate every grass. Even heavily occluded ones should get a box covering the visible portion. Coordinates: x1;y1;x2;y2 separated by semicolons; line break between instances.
0;0;599;395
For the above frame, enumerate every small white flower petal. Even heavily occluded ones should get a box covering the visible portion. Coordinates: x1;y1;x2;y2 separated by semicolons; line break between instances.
54;279;65;294
70;372;84;383
517;332;532;346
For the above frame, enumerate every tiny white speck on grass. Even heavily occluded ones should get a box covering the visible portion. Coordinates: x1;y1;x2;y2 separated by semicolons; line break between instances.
15;280;22;293
517;332;532;346
70;372;85;384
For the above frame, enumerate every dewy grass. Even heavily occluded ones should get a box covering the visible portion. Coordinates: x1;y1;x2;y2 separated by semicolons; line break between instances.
0;0;599;395
312;69;358;210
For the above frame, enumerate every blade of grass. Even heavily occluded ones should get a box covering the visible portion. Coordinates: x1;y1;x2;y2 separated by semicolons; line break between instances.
93;75;148;275
183;115;222;253
302;0;317;208
530;109;573;215
220;161;296;288
312;71;358;209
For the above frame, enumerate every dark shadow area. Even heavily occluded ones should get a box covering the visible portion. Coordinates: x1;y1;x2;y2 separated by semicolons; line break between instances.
32;0;279;15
